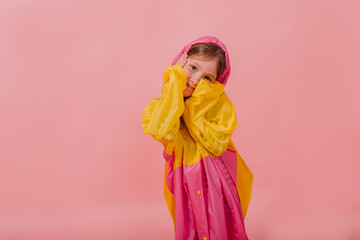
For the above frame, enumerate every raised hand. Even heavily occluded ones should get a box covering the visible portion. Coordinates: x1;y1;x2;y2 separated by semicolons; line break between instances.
176;52;188;68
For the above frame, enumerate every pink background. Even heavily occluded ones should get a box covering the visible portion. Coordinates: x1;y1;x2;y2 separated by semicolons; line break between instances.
1;0;359;239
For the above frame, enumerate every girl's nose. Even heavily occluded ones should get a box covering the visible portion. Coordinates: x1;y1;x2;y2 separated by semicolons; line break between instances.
190;76;201;86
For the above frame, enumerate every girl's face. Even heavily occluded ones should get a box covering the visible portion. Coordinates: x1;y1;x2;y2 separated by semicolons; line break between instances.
183;55;218;98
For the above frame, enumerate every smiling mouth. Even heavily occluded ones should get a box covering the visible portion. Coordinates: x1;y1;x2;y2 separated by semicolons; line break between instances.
187;83;195;91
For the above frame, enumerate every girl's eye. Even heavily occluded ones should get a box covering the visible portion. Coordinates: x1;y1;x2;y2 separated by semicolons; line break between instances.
204;76;211;82
191;65;197;71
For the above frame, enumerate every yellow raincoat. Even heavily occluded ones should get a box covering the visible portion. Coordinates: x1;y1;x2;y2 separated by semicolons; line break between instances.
142;36;253;240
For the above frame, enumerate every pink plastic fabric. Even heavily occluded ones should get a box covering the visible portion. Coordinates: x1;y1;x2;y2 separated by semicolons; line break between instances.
164;150;248;240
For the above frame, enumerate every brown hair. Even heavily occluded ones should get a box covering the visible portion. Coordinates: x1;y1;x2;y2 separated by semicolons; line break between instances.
187;43;226;81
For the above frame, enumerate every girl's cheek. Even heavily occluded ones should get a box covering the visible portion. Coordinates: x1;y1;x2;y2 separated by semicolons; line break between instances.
184;69;191;80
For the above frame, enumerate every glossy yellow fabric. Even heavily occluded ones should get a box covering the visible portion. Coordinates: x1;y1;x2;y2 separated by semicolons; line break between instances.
142;64;253;219
142;64;186;144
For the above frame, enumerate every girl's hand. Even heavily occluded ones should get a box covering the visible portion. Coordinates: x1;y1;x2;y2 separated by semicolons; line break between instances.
176;52;188;68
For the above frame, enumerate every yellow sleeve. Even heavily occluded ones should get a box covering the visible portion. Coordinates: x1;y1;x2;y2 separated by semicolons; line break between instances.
182;79;237;156
142;64;187;144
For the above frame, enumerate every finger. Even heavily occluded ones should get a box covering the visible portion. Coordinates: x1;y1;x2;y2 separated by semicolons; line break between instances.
179;53;186;61
177;53;184;63
180;52;188;67
177;53;185;66
181;52;188;60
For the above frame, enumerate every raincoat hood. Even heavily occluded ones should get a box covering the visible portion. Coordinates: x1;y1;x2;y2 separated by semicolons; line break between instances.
171;36;231;85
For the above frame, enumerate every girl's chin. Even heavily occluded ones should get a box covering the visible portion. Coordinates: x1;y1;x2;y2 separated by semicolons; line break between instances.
183;89;193;97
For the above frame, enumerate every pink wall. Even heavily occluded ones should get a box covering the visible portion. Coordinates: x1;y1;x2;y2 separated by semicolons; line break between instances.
0;0;359;239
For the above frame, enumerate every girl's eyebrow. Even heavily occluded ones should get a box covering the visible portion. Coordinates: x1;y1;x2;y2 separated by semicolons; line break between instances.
191;62;199;67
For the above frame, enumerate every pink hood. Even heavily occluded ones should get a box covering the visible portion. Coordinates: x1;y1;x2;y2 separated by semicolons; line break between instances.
171;36;231;85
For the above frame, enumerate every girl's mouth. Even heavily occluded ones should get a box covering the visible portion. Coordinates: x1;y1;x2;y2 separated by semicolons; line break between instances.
187;83;195;91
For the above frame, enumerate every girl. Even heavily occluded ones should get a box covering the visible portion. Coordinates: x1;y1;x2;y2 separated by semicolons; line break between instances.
142;36;253;240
